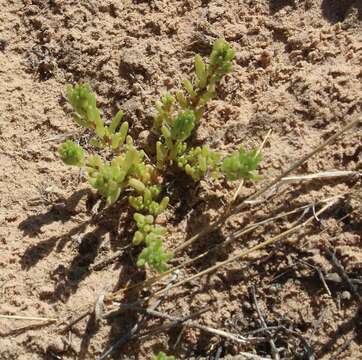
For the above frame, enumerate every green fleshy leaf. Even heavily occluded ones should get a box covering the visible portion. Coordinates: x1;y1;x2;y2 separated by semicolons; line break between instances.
137;238;173;273
128;178;146;193
195;54;207;88
183;79;195;97
109;111;124;134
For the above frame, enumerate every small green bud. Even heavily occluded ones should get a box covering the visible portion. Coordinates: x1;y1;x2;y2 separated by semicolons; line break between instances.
133;231;144;245
221;146;262;181
67;83;101;129
149;185;161;199
137;238;173;272
134;212;145;225
148;202;160;216
209;38;235;80
129;195;144;210
145;215;154;224
126;135;133;145
161;93;175;107
137;257;146;267
145;233;159;245
59;140;85;167
151;352;175;360
171;110;195;141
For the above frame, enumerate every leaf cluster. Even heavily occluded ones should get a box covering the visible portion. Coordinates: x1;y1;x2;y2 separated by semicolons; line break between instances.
221;146;262;181
58;39;262;274
177;145;221;181
132;213;172;273
154;39;236;180
67;83;129;150
59;140;84;167
60;85;171;272
153;39;261;183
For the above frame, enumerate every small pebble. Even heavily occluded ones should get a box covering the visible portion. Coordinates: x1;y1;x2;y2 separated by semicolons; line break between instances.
243;301;252;310
259;50;272;68
341;290;351;301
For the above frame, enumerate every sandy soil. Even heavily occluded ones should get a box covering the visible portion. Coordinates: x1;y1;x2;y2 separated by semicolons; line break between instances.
0;0;361;359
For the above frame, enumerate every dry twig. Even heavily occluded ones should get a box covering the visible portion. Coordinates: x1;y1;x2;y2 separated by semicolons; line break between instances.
98;272;179;360
296;258;332;297
136;306;212;341
151;198;338;299
281;170;360;183
243;325;315;359
251;286;280;359
325;248;362;304
109;197;337;302
106;303;262;345
0;314;57;322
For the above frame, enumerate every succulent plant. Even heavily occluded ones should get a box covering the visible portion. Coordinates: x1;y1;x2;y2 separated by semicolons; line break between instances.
58;39;261;273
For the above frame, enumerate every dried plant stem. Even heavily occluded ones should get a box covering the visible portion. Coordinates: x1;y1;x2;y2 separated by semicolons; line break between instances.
107;303;258;344
108;195;339;302
0;314;57;322
98;273;179;360
251;285;279;360
281;170;360;183
174;117;360;254
107;203;303;301
60;311;91;334
233;353;271;360
136;307;212;341
152;198;338;298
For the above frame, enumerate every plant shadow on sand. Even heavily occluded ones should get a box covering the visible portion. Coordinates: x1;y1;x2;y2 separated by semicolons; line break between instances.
18;189;135;302
321;0;362;23
17;172;359;358
269;0;296;14
269;0;362;22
